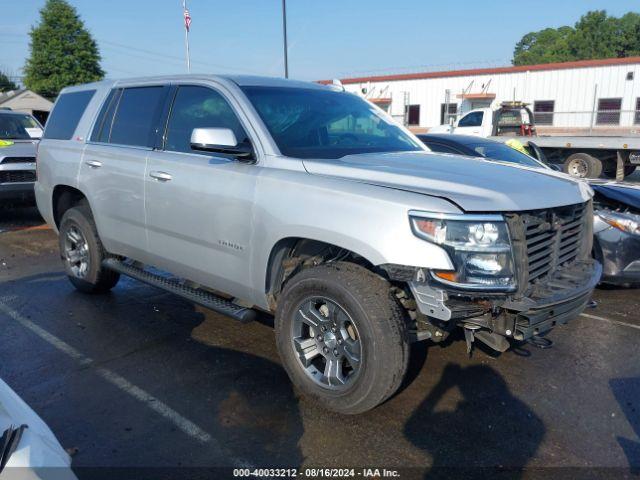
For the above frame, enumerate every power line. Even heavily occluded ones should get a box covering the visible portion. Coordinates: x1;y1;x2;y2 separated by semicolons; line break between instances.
0;32;266;75
99;40;258;74
97;39;263;74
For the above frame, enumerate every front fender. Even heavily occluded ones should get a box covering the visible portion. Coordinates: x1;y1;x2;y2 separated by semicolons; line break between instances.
249;169;458;308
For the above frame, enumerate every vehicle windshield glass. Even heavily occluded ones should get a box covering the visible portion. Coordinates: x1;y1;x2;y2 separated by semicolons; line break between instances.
242;86;423;159
0;113;40;140
468;142;545;168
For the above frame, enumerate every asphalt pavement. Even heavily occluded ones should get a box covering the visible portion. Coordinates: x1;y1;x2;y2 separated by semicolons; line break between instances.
0;205;639;479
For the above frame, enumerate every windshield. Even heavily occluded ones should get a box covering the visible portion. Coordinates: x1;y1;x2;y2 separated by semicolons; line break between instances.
469;142;545;169
242;86;423;159
0;113;41;140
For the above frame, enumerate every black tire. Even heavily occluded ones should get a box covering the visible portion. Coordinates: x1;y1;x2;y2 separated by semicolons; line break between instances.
624;165;637;177
58;203;120;294
563;153;603;179
275;262;409;414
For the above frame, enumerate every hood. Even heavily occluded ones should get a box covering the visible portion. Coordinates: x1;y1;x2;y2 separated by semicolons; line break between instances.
0;140;38;161
591;181;640;211
302;151;592;212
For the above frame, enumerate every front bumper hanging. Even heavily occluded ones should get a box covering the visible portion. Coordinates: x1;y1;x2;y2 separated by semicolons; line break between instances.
409;258;602;345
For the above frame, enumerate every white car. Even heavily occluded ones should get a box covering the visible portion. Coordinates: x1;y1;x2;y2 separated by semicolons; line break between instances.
0;378;76;480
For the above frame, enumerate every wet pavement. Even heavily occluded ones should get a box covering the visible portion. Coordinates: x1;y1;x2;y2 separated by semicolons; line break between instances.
0;207;639;479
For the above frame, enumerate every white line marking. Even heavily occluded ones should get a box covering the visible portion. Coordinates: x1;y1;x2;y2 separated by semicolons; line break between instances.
0;298;211;443
580;312;640;331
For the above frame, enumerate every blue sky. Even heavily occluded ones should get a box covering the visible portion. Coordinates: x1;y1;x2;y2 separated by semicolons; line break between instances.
0;0;638;83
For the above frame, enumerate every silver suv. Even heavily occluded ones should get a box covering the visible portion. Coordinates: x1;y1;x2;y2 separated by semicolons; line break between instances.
0;110;42;204
36;76;601;414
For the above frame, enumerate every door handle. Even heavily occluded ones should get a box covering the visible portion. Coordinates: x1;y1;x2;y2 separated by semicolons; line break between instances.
149;171;172;182
85;160;103;168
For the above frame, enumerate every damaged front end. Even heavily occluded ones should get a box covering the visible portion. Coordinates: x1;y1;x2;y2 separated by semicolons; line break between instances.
388;201;602;353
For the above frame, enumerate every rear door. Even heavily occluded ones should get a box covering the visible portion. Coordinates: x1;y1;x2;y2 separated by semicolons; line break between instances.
144;83;259;300
80;85;168;261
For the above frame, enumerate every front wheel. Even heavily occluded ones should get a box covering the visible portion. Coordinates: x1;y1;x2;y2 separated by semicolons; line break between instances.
275;262;409;414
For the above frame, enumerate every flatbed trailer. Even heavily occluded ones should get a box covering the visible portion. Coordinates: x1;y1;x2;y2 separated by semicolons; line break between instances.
433;101;640;180
518;136;640;180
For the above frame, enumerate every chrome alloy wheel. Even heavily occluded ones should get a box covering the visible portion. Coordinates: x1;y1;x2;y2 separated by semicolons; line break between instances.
291;297;362;390
63;225;90;278
567;157;589;178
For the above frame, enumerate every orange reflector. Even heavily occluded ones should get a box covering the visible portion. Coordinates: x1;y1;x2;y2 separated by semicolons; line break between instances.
434;271;457;282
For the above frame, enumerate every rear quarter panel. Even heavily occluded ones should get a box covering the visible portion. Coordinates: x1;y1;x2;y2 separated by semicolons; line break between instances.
35;85;112;230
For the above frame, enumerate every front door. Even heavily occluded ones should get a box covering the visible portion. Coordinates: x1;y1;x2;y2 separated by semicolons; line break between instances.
144;84;259;301
455;110;485;136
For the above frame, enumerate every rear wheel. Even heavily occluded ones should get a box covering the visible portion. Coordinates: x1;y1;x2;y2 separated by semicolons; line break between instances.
59;204;120;294
563;153;602;179
625;165;637;177
275;262;409;414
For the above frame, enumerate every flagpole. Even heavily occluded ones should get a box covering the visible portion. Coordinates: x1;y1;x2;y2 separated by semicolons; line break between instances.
183;0;191;73
282;0;288;78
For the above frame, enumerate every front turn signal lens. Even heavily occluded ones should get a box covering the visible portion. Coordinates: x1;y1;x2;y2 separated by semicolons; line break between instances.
434;271;457;282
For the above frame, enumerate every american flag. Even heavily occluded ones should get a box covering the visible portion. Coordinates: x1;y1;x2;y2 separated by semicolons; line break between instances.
183;5;192;32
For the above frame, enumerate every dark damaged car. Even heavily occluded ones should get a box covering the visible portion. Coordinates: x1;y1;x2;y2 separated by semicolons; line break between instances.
592;181;640;285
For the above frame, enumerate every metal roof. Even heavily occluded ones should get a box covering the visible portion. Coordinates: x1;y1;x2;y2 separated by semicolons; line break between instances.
319;56;640;85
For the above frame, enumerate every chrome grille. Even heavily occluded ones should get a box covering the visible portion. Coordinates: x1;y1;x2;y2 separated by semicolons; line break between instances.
0;157;36;164
522;202;588;283
0;170;36;183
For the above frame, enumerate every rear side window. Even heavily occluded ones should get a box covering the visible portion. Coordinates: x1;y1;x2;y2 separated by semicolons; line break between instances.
109;86;165;147
90;89;121;143
43;90;96;140
421;141;462;154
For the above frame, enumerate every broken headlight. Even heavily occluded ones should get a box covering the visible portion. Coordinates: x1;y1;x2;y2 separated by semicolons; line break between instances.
410;212;516;291
597;209;640;236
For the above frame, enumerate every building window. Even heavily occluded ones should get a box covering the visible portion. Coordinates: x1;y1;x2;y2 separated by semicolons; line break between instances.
597;98;622;125
440;103;457;124
533;100;554;126
635;98;640;125
406;104;420;126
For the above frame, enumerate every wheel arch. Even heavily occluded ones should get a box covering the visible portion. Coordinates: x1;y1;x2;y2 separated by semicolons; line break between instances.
52;184;90;229
264;236;379;310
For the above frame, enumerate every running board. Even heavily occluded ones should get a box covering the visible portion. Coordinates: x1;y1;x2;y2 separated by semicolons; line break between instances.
102;258;256;323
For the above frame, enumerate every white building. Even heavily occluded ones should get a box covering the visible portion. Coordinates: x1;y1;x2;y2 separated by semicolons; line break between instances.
332;57;640;135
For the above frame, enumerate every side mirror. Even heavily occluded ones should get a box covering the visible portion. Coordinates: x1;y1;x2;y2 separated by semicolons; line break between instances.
190;128;254;161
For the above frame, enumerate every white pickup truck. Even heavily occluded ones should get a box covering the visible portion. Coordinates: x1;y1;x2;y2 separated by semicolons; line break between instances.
430;103;640;180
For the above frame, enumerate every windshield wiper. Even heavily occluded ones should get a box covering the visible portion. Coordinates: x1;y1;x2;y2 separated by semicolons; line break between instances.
0;424;28;471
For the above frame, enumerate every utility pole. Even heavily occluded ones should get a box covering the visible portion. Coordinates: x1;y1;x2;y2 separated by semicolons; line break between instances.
282;0;289;78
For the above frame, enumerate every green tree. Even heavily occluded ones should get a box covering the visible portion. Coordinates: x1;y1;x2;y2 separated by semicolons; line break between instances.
23;0;104;98
0;72;18;92
513;10;640;65
513;27;573;66
568;10;619;60
618;12;640;57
